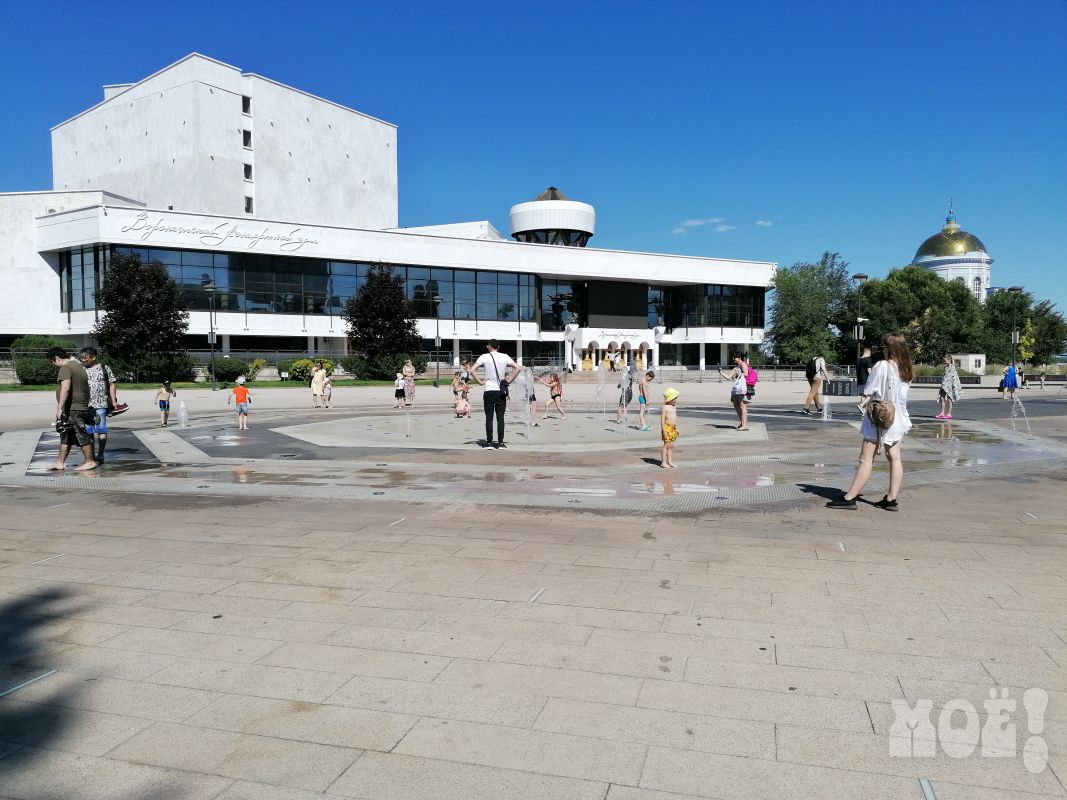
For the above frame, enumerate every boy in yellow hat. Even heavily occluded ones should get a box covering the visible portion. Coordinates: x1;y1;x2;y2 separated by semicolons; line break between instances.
660;387;679;468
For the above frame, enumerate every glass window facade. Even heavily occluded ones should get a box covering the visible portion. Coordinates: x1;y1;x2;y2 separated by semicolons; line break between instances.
57;246;764;332
58;246;108;312
99;247;538;321
662;284;766;329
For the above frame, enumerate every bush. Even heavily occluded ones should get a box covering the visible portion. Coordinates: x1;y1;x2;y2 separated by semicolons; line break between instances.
11;336;79;384
280;358;334;383
109;353;197;383
14;357;59;385
247;358;268;381
365;352;426;380
340;355;368;378
208;356;249;383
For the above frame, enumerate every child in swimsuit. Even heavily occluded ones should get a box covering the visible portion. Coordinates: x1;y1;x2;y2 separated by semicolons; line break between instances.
155;381;175;427
660;387;679;468
540;373;566;420
638;371;655;431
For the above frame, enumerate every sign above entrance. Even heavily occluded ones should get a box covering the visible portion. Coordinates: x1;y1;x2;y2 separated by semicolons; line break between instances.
117;211;320;253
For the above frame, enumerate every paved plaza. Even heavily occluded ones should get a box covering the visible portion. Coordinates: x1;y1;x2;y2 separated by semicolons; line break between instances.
1;380;1065;799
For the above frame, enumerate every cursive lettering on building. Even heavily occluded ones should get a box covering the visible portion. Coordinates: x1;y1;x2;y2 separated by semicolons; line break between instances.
118;212;319;252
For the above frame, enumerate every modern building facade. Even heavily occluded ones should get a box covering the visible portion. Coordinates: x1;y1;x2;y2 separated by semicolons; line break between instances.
2;54;775;370
912;208;993;303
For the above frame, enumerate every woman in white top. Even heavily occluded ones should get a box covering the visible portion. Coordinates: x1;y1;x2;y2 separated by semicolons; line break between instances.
827;333;914;512
717;353;751;431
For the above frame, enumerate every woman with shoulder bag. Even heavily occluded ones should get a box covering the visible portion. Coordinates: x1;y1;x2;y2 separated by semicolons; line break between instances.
827;333;914;512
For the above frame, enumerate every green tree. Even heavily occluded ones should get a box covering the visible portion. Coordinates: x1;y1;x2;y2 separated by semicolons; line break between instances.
92;253;193;381
765;252;851;363
1027;300;1067;366
843;266;985;361
343;263;422;378
981;289;1033;364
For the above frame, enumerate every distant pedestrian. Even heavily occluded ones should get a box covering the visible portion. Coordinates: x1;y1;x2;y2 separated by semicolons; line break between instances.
228;376;251;430
47;347;97;471
856;346;872;387
719;353;751;431
450;371;464;401
523;367;539;426
803;354;829;415
613;364;634;424
322;375;332;408
937;355;962;419
660;387;679;468
454;393;471;418
1002;364;1019;400
638;371;655;431
827;333;914;512
311;361;327;408
78;346;119;464
156;380;176;427
540;372;566;419
393;373;405;409
1039;369;1046;389
402;359;416;406
472;339;520;449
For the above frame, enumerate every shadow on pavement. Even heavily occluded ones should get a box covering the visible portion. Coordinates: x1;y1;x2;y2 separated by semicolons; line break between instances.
0;588;82;775
796;483;843;500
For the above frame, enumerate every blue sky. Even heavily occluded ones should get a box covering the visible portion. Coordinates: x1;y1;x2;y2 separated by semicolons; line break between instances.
1;0;1064;309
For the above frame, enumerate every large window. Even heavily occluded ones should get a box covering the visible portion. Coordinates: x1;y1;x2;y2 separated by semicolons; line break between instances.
103;247;537;321
664;284;765;329
540;279;586;331
59;246;107;312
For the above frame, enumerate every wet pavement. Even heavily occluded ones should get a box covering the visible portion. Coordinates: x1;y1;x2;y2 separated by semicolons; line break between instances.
4;401;1066;514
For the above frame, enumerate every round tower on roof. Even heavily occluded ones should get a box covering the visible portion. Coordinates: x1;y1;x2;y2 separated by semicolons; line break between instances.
912;206;993;303
509;186;596;246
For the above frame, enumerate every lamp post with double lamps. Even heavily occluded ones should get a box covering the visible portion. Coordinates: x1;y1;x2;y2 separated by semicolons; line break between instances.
432;294;443;387
1008;285;1023;366
201;277;218;391
852;273;868;362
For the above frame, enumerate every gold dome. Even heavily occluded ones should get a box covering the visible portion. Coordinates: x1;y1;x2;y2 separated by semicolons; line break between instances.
914;210;988;260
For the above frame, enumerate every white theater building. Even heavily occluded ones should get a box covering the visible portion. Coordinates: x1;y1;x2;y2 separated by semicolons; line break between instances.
1;54;775;370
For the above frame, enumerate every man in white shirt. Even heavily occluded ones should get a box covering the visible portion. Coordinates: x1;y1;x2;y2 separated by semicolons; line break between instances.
472;339;521;449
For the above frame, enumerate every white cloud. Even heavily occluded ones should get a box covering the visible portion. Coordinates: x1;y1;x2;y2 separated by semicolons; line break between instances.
756;219;773;227
714;224;735;233
672;216;728;235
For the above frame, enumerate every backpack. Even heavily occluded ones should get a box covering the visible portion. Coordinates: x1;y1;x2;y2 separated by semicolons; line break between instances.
745;367;758;387
805;358;818;381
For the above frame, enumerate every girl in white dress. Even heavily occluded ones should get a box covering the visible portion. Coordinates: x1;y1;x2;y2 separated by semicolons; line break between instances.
827;333;914;512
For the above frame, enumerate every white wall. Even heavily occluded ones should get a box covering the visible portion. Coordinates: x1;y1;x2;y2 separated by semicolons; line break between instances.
248;75;397;229
0;192;142;338
51;54;398;229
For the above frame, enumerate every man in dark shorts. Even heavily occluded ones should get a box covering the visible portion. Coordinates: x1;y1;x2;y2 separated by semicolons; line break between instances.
48;347;97;471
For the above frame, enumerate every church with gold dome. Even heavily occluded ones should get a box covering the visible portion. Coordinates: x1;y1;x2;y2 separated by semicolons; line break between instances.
912;208;993;303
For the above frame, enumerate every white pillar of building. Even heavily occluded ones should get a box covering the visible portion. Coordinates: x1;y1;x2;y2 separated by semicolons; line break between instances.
306;335;315;356
221;334;231;356
515;338;523;366
452;338;460;366
698;342;706;371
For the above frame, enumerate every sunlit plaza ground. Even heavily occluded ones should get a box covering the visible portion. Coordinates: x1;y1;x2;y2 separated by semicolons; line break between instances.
1;379;1065;799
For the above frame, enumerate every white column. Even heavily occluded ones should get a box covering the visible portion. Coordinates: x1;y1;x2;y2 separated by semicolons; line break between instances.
306;335;315;356
652;344;659;369
452;338;460;366
221;335;231;356
515;338;523;366
698;342;706;371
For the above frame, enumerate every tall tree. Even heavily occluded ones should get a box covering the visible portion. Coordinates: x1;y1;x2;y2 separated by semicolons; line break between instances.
765;252;851;364
343;263;421;377
1026;300;1067;366
92;253;191;380
981;289;1033;364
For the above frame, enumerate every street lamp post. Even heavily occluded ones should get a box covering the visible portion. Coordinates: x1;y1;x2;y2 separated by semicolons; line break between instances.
202;278;218;391
852;273;868;363
1008;285;1023;366
432;295;443;388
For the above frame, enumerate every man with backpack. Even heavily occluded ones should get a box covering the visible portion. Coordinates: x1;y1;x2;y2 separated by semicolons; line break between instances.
803;353;829;415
